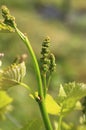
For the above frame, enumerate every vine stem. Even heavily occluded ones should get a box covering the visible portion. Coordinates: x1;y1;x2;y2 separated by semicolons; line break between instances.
58;116;63;130
14;27;43;98
47;75;51;88
42;74;47;98
14;25;53;130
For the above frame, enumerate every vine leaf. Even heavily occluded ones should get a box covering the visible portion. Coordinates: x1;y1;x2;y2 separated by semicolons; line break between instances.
45;94;61;115
57;82;86;116
0;90;13;119
0;62;26;90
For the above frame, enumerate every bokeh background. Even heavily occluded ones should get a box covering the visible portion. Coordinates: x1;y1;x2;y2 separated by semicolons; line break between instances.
0;0;86;130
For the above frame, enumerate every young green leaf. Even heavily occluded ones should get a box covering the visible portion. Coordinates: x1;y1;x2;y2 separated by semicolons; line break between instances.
45;94;61;115
0;62;26;90
57;82;86;116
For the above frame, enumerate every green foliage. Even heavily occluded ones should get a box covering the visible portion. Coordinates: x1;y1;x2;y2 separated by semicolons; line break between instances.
30;82;86;117
45;94;61;115
0;5;86;130
0;62;26;90
30;82;86;118
57;82;86;116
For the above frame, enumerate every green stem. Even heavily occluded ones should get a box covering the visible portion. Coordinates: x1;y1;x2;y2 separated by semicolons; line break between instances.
42;74;47;98
38;100;53;130
47;75;51;88
21;83;52;130
14;27;43;99
20;82;35;97
14;26;53;130
58;116;63;130
20;82;31;92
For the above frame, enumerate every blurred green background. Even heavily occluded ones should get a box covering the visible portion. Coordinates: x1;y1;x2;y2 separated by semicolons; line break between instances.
0;0;86;130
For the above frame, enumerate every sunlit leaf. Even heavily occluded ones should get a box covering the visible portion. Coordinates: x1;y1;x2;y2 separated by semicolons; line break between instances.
0;62;26;90
57;82;86;115
45;94;61;115
75;101;82;110
57;84;67;103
